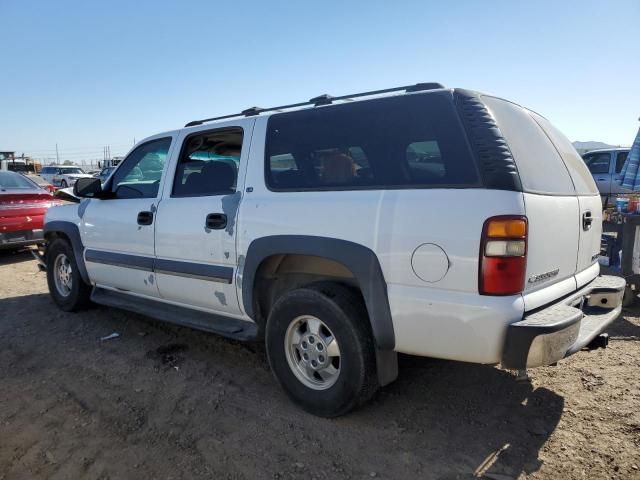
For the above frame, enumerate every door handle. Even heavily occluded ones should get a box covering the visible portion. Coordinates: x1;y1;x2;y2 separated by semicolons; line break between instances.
137;211;154;226
205;213;227;230
582;210;593;231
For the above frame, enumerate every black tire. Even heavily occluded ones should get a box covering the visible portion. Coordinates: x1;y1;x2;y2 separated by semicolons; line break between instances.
265;282;378;417
46;238;92;311
60;180;67;188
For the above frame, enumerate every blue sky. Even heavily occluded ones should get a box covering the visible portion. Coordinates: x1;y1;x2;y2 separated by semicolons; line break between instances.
1;0;638;163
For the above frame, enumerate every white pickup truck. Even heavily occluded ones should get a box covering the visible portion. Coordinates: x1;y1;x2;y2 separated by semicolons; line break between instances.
42;83;625;416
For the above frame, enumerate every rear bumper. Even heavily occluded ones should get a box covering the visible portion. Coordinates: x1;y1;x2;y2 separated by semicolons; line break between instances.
0;229;44;250
502;275;626;369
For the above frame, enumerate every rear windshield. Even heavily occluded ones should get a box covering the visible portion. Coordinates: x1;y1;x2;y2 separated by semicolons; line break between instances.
265;93;479;191
0;172;39;190
529;112;599;195
482;96;575;196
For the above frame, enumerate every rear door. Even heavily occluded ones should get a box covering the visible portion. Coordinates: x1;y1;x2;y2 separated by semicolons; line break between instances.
482;97;581;306
153;120;254;315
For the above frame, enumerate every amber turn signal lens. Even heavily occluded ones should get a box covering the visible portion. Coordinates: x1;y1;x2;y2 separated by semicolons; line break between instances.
487;219;527;238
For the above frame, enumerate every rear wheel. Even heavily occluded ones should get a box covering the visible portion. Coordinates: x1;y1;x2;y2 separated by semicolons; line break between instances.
46;238;91;311
265;283;378;417
60;180;68;188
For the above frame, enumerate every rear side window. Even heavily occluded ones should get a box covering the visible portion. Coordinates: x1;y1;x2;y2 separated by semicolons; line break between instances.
582;152;611;174
530;112;599;195
265;93;478;191
482;96;575;196
172;128;242;197
616;151;629;173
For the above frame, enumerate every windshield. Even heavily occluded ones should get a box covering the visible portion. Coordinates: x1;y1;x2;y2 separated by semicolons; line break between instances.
62;167;85;174
0;171;39;190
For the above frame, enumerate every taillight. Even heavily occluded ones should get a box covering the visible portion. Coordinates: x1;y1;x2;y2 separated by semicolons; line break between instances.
479;216;528;295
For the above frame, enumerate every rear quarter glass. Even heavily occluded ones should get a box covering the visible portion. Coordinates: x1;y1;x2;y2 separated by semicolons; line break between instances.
528;112;599;196
482;96;575;196
264;91;480;191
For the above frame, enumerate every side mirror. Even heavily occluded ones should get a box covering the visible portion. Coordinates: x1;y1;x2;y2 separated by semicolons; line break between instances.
73;177;103;198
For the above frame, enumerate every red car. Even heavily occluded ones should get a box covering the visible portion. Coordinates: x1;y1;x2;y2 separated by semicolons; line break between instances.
25;174;57;193
0;171;63;250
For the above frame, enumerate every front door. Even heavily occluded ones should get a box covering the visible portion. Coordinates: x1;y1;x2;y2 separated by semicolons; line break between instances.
582;151;612;195
81;136;174;297
154;121;253;315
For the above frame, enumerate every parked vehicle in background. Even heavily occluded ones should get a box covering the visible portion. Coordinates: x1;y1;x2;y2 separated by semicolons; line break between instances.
40;165;93;188
95;166;116;183
0;171;62;250
24;174;57;193
582;148;630;204
43;83;625;416
0;159;37;173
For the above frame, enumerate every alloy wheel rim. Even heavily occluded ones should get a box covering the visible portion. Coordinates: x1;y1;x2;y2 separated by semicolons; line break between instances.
284;315;341;390
53;253;73;297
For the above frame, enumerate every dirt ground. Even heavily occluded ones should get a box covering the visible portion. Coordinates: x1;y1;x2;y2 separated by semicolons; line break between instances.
1;249;639;480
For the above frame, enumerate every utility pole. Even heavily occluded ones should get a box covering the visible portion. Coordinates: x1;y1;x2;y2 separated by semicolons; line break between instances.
56;143;60;164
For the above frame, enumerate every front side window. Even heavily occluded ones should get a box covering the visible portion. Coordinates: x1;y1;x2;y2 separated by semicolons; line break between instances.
172;128;242;197
265;93;478;190
582;152;611;174
111;137;171;199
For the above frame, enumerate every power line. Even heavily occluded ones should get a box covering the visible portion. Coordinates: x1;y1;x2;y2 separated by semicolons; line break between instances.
6;143;133;154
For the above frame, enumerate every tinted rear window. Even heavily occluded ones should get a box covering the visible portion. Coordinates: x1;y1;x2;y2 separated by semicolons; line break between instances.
265;93;479;191
482;96;575;196
529;112;599;195
0;171;39;190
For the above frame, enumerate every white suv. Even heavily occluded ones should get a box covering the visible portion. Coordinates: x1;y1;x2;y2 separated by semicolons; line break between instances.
40;165;93;188
42;83;625;416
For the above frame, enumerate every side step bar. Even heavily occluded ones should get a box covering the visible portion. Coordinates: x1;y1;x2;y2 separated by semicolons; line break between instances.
91;287;259;341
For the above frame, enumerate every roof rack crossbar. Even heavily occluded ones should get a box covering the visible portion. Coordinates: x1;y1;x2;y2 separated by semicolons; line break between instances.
184;82;445;127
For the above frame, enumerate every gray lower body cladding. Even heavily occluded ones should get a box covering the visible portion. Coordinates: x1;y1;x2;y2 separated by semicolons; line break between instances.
502;275;625;369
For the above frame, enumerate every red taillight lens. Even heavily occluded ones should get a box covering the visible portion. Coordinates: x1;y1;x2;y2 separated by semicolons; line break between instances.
479;216;528;295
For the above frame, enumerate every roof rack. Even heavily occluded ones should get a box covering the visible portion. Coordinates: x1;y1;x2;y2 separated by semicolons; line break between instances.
184;82;445;127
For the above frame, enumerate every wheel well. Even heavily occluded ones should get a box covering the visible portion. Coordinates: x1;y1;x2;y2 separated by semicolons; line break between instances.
44;231;71;249
253;254;359;327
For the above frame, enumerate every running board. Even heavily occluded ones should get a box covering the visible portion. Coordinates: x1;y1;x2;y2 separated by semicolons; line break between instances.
91;287;259;341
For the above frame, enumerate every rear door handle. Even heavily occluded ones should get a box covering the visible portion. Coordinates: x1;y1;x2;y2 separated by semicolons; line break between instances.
137;211;154;226
205;213;227;230
582;210;593;231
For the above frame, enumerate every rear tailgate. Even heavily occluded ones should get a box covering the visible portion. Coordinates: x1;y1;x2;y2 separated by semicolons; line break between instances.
482;96;584;309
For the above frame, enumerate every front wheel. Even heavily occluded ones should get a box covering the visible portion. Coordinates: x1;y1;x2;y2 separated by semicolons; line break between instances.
46;238;91;311
265;283;378;417
60;180;68;188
